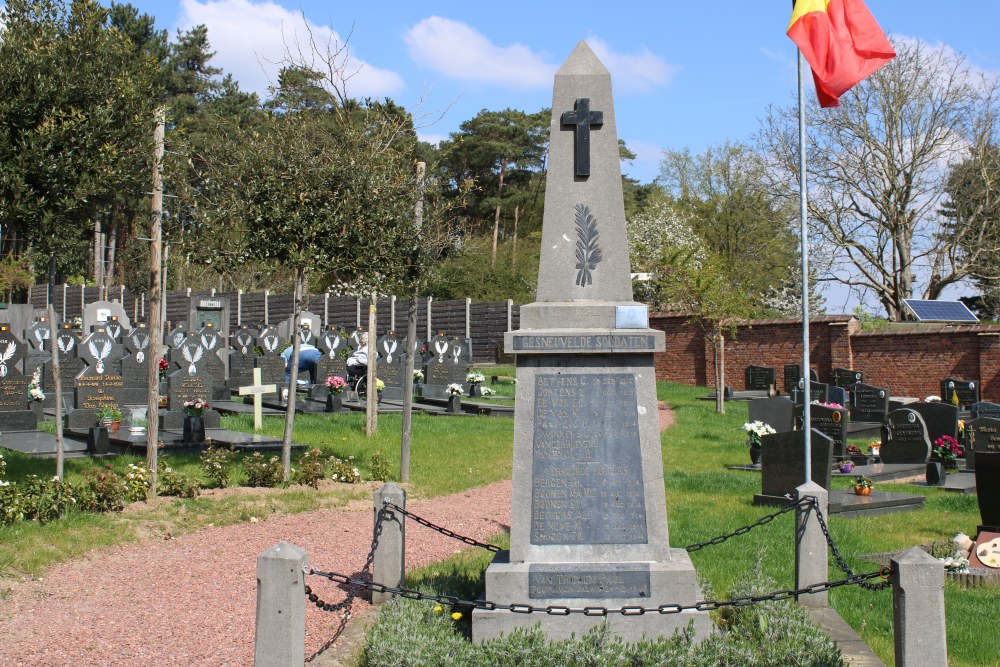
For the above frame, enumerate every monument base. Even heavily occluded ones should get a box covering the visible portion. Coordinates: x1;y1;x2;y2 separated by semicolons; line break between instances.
472;549;712;643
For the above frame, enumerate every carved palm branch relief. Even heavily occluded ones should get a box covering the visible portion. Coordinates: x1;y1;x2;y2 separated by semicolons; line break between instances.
574;203;603;287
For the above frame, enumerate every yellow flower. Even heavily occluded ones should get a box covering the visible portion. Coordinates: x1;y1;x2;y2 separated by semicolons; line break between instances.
433;605;442;613
451;612;462;621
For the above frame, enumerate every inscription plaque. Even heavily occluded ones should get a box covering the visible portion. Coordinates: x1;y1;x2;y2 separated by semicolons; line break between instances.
850;383;889;422
530;373;647;545
528;563;650;599
745;365;776;391
512;333;657;353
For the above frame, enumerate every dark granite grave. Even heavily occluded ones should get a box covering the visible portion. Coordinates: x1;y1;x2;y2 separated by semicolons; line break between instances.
828;490;925;518
792;381;828;405
163;370;220;430
195;327;228;400
940;378;978;408
810;404;848;458
0;326;36;432
68;329;124;429
783;364;801;394
255;329;285;392
376;333;405;401
120;326;152;405
745;365;776;391
0;430;88;458
754;429;833;505
880;409;931;464
827;386;847;408
850;383;889;423
748;397;795;434
969;402;1000;420
228;328;257;390
43;326;85;409
908;402;959;446
831;368;864;388
969;417;1000;530
424;333;468;398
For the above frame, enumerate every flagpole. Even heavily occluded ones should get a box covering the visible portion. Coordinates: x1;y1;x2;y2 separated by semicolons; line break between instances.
797;47;812;486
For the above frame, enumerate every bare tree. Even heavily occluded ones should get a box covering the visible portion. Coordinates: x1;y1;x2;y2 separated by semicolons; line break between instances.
759;38;1000;319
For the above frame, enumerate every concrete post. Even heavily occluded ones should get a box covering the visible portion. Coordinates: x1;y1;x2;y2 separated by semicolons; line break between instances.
254;541;307;667
795;481;829;607
371;483;406;605
892;547;947;667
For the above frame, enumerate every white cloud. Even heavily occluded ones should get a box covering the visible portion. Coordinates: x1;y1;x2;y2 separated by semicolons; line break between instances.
404;16;553;89
621;139;664;183
586;37;679;93
177;0;404;99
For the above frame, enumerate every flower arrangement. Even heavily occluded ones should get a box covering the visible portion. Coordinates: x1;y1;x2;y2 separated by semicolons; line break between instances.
939;556;970;573
845;444;863;456
743;421;776;446
325;375;347;394
467;371;486;384
481;386;496;396
925;395;941;403
375;378;385;392
932;435;962;462
958;420;965;440
413;369;424;382
814;401;844;409
27;367;45;402
853;475;873;490
158;358;169;380
446;383;464;397
868;440;881;456
183;399;210;417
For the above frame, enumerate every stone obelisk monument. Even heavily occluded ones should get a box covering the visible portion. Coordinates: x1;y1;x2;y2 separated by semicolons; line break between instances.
472;41;711;642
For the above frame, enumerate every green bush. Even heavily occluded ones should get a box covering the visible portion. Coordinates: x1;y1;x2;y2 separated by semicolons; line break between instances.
0;475;77;525
330;455;361;484
157;461;200;498
369;450;392;482
123;463;152;502
291;448;332;488
200;446;236;488
243;453;284;487
0;451;7;479
75;465;127;513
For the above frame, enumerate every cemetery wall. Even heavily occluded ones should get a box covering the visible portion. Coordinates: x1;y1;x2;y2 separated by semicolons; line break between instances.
650;313;1000;401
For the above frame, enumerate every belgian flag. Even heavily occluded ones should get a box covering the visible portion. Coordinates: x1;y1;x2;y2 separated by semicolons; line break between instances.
787;0;895;108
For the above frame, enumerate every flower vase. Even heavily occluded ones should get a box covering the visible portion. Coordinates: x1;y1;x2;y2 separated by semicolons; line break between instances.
326;393;342;412
749;440;762;465
30;401;43;418
925;460;947;486
854;485;872;496
447;395;461;414
839;461;854;474
183;415;206;446
469;383;481;398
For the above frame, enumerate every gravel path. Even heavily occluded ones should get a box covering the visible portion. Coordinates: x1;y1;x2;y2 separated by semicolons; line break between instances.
1;402;674;666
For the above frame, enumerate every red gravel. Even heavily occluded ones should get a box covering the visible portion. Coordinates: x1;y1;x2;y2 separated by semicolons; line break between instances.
1;405;674;666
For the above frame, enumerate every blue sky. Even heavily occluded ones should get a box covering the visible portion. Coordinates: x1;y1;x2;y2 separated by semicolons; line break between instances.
116;0;1000;187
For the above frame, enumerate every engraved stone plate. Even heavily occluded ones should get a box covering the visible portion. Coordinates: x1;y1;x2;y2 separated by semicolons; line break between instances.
615;305;648;329
530;372;647;545
528;563;650;599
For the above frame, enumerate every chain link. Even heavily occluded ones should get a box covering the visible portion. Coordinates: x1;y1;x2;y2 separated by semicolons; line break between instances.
685;497;810;552
308;566;887;616
382;501;503;553
808;496;893;591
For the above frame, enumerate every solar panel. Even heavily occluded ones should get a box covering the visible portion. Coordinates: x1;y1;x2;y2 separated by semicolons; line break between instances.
903;299;979;323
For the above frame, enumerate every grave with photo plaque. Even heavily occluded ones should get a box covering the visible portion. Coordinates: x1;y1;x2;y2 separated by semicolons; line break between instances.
850;383;889;423
376;333;405;401
792;380;828;405
195;325;229;400
120;325;152;405
809;404;848;458
941;378;978;408
23;318;52;387
880;409;931;464
908;402;959;447
312;328;347;400
745;365;775;392
43;325;85;409
423;333;461;399
473;42;710;644
831;368;864;388
254;328;285;393
783;364;818;394
69;329;124;429
228;328;257;390
0;325;38;431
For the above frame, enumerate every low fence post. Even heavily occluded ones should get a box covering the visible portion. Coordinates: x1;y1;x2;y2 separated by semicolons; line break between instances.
372;483;406;604
254;541;307;667
892;547;947;666
795;481;828;607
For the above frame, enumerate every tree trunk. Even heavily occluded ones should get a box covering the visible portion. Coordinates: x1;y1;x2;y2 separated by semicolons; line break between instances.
93;213;103;292
48;307;64;479
104;222;118;296
491;158;508;269
400;162;425;482
365;292;378;436
511;204;519;267
715;331;726;415
146;109;165;497
281;267;305;480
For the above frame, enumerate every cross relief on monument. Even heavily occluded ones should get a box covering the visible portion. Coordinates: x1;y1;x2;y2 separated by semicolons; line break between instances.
561;97;603;177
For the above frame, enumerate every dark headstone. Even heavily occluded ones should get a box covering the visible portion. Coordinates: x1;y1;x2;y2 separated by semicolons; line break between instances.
424;333;467;398
831;368;864;388
810;405;848;458
747;397;795;434
167;369;213;411
120;326;152;405
43;327;85;408
75;330;124;415
759;429;833;498
970;402;1000;421
25;318;52;351
880;409;931;464
826;386;848;409
195;327;226;386
968;418;1000;531
940;378;978;408
0;326;36;429
745;365;776;391
347;328;366;352
783;364;801;394
255;328;285;391
228;328;257;388
376;333;405;400
315;328;347;386
908;402;959;446
850;383;889;423
792;381;828;405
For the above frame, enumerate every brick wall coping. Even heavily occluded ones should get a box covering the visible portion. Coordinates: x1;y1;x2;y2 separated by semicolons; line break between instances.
649;313;855;327
851;323;1000;337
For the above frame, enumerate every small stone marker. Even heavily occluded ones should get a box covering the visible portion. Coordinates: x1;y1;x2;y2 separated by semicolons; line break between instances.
880;409;931;464
240;368;277;431
831;367;863;388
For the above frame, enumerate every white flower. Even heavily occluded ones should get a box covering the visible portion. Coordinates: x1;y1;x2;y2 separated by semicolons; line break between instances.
925;395;942;403
743;421;776;438
446;383;465;396
466;371;486;383
0;480;9;487
481;387;496;396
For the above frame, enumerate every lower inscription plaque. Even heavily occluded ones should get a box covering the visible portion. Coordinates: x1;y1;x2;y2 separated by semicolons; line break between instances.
528;563;651;599
530;372;647;545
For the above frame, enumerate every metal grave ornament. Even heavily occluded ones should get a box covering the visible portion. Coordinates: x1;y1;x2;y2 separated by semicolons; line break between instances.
129;331;150;364
89;338;112;374
183;343;204;375
0;340;15;377
561;97;603;177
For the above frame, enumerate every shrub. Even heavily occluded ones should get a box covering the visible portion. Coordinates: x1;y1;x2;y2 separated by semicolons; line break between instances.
124;464;152;502
243;453;284;487
330;455;361;484
200;446;236;488
369;450;391;482
291;448;332;488
3;475;77;524
0;452;7;479
157;461;200;498
75;465;127;513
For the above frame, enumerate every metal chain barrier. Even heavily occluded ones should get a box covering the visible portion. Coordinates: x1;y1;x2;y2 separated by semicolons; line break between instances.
382;501;503;553
685;496;810;552
808;496;893;591
308;566;889;616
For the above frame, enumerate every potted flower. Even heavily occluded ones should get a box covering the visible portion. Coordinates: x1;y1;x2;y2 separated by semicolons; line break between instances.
868;440;881;461
845;444;868;467
181;399;209;445
446;383;464;413
27;367;45;415
96;405;123;431
927;435;962;485
853;475;873;496
325;375;346;412
466;371;486;397
743;421;775;465
375;378;385;403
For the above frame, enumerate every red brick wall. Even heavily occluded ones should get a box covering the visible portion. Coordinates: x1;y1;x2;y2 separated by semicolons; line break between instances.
650;315;1000;402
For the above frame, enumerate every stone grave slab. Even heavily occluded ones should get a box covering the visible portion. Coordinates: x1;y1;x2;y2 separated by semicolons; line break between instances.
969;417;1000;531
850;383;889;423
120;326;152;405
810;404;848;458
831;368;864;388
376;333;405;401
970;402;1000;421
43;327;85;409
0;326;37;432
745;365;775;391
792;381;828;405
880;409;931;464
784;365;818;394
748;397;795;434
754;429;833;505
908;402;959;446
0;430;88;458
828;490;926;518
941;378;978;408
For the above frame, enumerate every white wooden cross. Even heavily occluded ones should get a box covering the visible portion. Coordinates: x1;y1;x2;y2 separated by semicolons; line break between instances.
239;368;277;431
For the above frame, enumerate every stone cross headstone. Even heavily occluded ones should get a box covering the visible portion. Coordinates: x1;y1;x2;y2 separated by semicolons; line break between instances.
473;42;710;644
880;409;931;464
277;311;321;344
43;325;85;409
940;377;978;408
255;328;285;391
376;333;405;401
347;327;366;352
792;380;828;405
23;317;52;395
104;316;125;341
0;325;38;431
831;368;864;388
757;429;833;500
239;368;277;431
315;328;347;389
748;397;795;434
849;383;889;423
120;325;152;405
71;329;124;428
196;325;228;400
908;402;959;447
745;365;776;391
423;333;455;398
228;327;258;390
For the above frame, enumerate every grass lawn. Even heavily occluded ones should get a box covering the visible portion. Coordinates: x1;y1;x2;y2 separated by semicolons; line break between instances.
1;382;995;665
